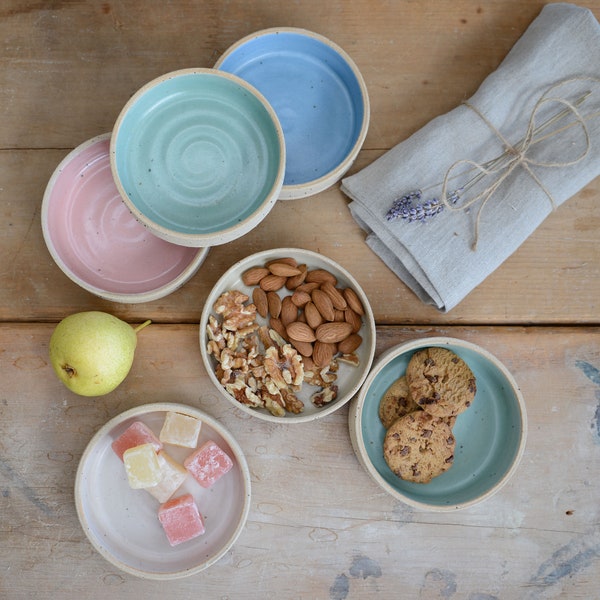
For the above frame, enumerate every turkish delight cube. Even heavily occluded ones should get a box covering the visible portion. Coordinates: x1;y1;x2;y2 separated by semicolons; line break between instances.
123;443;162;489
111;421;162;461
159;411;202;448
145;450;188;503
184;440;233;488
158;493;205;546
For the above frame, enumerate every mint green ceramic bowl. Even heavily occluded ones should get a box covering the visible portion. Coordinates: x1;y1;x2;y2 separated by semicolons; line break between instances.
349;337;527;511
110;69;285;247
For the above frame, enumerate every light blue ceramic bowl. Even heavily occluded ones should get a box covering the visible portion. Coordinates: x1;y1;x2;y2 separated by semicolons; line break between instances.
349;337;527;511
215;28;370;199
110;69;285;247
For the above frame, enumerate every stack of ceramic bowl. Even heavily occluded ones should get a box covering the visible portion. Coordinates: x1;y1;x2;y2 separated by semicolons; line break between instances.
41;28;370;304
56;28;373;581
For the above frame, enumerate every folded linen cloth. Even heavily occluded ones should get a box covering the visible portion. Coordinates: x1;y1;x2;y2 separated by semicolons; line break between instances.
341;3;600;311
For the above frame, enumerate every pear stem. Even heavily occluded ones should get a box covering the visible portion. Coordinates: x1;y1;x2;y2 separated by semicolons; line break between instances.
133;319;152;334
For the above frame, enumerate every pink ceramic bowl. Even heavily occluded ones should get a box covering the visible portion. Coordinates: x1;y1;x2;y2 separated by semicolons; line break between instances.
42;134;208;303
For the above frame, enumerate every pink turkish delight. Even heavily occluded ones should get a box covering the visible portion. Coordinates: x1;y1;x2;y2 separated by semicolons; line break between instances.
184;440;233;488
112;421;162;461
158;493;205;546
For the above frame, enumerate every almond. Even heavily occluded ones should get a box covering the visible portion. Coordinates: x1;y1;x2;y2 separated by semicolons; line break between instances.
289;338;314;357
302;355;315;371
259;274;287;292
269;317;288;340
291;289;311;307
311;289;335;322
285;263;308;289
313;341;335;367
315;321;353;344
306;268;338;285
321;281;347;310
242;266;269;286
267;291;282;319
266;256;298;268
280;296;298;326
304;301;324;329
286;321;316;343
342;287;364;315
294;281;320;294
334;309;345;322
252;287;268;318
268;261;302;277
337;333;362;354
344;308;363;333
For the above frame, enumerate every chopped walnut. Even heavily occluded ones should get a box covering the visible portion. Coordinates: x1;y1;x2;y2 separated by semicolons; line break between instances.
338;353;360;367
261;389;286;417
214;290;258;333
280;388;304;414
225;378;263;408
311;385;339;407
263;344;304;390
207;286;357;416
303;359;339;387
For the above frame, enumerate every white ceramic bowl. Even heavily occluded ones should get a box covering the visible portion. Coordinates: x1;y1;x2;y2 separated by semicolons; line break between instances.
75;403;251;579
41;134;208;303
200;248;376;423
215;28;370;199
110;69;285;247
349;337;527;511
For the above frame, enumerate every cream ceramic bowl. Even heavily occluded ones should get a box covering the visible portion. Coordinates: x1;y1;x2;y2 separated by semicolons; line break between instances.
349;337;527;511
200;248;376;423
75;403;251;579
110;69;285;246
41;134;208;303
215;28;370;199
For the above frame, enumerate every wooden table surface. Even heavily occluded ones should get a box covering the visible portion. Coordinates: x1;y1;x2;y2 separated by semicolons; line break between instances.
2;1;600;598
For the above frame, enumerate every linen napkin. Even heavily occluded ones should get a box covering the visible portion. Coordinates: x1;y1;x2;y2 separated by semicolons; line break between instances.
341;3;600;311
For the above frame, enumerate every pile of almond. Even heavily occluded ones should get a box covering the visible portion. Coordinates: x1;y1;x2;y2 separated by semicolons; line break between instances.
242;257;365;369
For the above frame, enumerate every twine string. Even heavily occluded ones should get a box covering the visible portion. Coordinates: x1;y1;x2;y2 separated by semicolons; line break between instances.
439;78;596;249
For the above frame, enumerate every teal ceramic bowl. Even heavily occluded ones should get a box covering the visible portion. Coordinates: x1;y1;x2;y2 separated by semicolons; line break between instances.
349;337;527;511
110;69;285;247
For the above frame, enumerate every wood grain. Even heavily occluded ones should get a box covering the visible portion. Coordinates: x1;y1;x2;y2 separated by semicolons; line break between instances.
1;1;600;598
2;323;600;598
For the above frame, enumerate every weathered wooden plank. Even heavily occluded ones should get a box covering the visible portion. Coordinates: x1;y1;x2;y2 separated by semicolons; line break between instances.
1;147;598;324
1;323;599;597
0;0;544;150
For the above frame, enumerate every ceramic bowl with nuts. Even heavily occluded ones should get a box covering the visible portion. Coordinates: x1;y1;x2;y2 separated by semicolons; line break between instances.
199;248;376;423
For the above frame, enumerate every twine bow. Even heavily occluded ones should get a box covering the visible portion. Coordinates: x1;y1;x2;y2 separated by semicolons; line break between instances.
440;77;598;249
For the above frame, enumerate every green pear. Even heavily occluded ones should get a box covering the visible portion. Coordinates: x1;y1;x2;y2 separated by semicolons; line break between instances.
49;311;151;397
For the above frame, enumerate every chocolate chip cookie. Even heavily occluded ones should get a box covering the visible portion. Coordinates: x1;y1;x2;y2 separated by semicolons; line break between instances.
383;411;455;483
406;347;476;418
378;376;421;429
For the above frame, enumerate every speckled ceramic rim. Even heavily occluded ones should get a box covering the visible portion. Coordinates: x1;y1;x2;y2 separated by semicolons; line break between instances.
110;68;285;247
215;27;370;200
349;337;528;511
199;248;376;423
74;402;252;580
41;133;209;303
